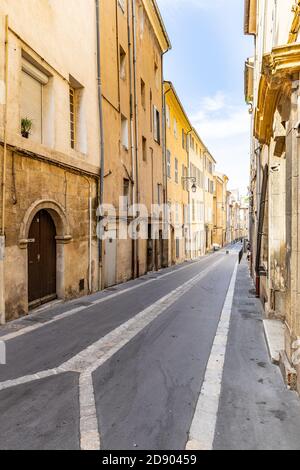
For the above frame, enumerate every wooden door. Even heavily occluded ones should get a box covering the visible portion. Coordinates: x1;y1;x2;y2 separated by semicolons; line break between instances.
147;225;154;273
104;230;117;288
28;210;57;307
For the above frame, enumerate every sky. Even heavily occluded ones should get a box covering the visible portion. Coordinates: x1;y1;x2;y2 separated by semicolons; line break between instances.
156;0;253;196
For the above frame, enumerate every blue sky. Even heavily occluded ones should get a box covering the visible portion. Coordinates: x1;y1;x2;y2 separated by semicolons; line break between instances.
156;0;253;195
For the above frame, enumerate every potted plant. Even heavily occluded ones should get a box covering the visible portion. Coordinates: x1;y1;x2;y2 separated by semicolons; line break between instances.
21;118;32;138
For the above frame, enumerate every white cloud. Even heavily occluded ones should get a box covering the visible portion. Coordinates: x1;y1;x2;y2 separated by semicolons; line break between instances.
200;91;226;112
192;107;249;140
190;92;251;194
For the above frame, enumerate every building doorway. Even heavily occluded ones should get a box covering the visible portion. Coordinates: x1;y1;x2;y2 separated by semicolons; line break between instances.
171;227;176;265
28;209;57;308
147;224;154;273
104;229;117;288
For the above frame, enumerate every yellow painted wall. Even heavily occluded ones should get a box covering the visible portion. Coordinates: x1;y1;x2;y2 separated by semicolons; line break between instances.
164;82;190;264
213;173;228;247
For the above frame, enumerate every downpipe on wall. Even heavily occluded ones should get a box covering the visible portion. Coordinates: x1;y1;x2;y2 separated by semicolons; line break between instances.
0;15;9;325
81;176;92;294
95;0;105;291
131;0;140;278
127;0;136;280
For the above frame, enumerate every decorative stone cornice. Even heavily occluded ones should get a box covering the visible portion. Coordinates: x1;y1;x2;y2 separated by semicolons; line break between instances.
254;43;300;144
289;1;300;43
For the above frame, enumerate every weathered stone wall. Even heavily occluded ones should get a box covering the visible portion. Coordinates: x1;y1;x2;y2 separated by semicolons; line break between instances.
2;148;98;321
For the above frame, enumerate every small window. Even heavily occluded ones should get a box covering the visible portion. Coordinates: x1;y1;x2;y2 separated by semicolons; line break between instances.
141;79;146;109
139;5;145;37
69;86;76;149
142;136;147;162
69;75;85;153
175;158;179;184
157;184;162;205
182;129;185;149
174;119;177;138
153;106;160;144
150;89;153;131
175;203;179;224
154;62;159;89
166;104;170;128
120;46;126;80
123;178;130;211
121;114;129;149
20;58;49;144
184;205;188;225
167;150;171;178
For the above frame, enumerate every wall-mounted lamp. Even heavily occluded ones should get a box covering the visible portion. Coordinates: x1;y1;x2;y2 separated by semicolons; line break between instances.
182;176;197;193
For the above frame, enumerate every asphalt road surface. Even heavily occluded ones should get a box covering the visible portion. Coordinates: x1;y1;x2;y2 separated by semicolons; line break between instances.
1;244;300;450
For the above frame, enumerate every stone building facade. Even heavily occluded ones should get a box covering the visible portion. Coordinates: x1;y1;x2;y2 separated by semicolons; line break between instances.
245;0;300;394
164;81;190;265
100;0;170;285
0;0;100;322
0;0;220;323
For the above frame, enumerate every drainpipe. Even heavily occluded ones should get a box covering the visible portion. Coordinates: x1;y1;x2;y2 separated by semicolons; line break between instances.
82;176;92;294
163;86;172;266
255;164;269;297
0;16;9;325
203;151;209;253
95;0;105;291
187;129;193;260
131;0;139;278
127;0;136;280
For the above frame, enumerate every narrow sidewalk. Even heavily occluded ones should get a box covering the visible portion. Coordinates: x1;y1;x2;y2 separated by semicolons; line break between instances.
213;257;300;450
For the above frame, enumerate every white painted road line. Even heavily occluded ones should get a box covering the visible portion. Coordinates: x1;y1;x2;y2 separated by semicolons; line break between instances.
0;255;218;342
79;372;101;451
0;254;227;450
0;256;225;395
0;368;61;392
75;256;226;450
186;261;238;451
61;256;225;374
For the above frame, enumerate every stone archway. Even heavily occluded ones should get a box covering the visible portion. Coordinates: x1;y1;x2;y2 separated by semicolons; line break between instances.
19;200;72;307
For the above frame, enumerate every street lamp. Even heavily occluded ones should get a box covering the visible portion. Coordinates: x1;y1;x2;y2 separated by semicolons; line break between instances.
182;176;197;193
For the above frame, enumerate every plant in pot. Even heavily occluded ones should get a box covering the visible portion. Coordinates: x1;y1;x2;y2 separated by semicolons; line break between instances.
21;118;32;139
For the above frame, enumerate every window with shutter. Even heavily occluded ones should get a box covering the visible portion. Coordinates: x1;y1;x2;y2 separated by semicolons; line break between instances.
21;58;49;144
21;71;42;143
167;150;171;178
175;158;179;183
153;106;160;143
166;104;170;128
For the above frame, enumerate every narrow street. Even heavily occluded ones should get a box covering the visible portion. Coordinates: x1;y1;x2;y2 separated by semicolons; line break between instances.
0;245;299;451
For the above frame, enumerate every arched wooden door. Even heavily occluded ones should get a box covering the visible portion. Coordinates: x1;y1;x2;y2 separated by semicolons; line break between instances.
28;210;57;307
